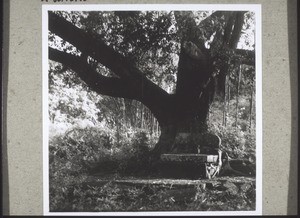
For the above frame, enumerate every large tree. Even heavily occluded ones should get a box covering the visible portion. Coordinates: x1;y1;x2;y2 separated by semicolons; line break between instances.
48;10;255;157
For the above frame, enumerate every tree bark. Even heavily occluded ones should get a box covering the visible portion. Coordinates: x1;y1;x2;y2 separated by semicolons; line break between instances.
150;41;214;157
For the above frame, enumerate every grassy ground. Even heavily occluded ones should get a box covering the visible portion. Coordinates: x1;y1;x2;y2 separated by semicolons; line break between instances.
50;175;256;212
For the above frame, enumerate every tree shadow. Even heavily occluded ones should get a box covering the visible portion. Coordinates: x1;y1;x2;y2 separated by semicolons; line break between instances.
287;0;298;215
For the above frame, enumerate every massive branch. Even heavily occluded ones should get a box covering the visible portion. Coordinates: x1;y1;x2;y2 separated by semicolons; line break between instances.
48;12;174;124
205;11;254;66
49;48;138;99
223;12;255;65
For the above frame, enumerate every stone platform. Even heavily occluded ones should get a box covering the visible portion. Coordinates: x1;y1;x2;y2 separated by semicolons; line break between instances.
159;153;221;179
161;154;219;163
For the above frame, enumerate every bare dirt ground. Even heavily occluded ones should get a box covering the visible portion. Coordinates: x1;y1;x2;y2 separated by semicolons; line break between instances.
84;175;255;190
81;175;256;211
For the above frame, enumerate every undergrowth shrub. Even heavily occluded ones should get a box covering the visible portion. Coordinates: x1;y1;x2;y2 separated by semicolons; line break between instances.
49;126;157;211
187;182;256;211
50;181;256;212
208;123;255;162
49;124;256;212
115;130;152;176
49;126;116;211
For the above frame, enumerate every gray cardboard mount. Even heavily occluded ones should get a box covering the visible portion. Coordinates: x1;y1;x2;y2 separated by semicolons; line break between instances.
2;0;298;215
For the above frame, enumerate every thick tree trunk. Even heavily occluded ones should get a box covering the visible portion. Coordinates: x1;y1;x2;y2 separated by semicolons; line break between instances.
151;41;213;158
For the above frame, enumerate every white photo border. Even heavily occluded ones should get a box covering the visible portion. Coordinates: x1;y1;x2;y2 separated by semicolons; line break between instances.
42;4;262;216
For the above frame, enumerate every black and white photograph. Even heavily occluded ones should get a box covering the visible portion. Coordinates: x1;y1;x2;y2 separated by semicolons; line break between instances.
43;4;262;215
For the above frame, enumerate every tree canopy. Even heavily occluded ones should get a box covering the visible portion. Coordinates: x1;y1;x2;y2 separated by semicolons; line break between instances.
48;10;256;154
